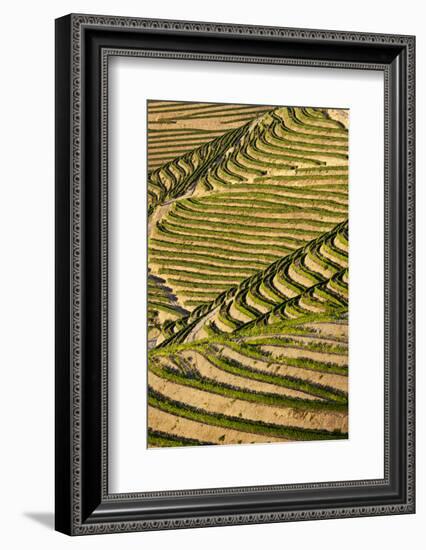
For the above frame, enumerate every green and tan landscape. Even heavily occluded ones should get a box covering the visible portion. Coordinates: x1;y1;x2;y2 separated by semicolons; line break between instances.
147;100;349;448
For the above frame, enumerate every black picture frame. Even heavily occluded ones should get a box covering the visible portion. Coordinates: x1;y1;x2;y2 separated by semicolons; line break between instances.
55;13;415;535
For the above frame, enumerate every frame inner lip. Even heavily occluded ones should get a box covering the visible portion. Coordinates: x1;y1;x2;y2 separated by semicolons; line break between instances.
101;48;389;499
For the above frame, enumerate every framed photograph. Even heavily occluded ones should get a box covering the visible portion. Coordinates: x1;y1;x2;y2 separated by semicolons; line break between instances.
55;14;415;535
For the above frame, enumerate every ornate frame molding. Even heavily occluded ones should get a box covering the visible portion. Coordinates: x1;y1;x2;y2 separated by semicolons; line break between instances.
55;14;415;535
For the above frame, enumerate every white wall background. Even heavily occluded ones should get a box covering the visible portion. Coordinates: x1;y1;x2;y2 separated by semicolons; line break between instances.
0;0;422;548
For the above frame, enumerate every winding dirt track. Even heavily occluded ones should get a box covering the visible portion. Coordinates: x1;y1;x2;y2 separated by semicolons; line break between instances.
148;407;287;445
218;344;348;394
178;351;325;402
148;371;348;433
262;345;348;367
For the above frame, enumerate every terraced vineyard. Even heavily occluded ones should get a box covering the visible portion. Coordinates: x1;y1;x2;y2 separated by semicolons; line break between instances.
148;100;274;171
147;100;349;448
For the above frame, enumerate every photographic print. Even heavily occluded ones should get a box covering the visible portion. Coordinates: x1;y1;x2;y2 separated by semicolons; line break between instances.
147;100;349;448
56;16;415;533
